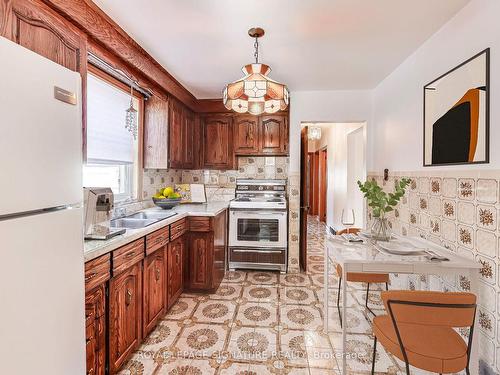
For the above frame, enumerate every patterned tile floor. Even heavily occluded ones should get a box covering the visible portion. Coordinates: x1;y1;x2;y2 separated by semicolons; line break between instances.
118;217;428;375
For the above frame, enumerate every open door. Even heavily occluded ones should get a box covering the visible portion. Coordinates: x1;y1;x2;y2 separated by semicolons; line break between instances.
300;126;309;272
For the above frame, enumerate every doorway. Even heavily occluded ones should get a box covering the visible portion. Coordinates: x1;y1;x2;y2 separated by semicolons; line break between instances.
318;148;328;223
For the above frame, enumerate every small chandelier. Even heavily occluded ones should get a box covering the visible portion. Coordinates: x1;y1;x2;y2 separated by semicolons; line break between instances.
223;27;289;116
125;83;138;140
308;126;322;140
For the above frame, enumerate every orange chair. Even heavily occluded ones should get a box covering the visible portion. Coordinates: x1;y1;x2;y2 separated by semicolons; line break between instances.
371;290;477;375
336;228;389;327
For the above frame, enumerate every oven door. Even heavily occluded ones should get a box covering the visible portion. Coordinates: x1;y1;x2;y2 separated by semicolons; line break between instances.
229;210;287;248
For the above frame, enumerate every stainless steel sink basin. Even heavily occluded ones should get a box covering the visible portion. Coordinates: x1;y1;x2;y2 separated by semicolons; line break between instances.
127;211;177;220
110;218;158;229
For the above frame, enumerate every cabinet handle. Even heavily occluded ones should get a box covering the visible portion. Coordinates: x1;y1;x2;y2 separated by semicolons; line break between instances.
85;272;97;282
125;289;133;306
155;268;161;281
85;311;94;321
86;336;94;344
125;251;135;259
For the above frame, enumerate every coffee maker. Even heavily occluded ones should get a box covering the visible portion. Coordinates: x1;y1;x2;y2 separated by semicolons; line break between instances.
83;187;125;240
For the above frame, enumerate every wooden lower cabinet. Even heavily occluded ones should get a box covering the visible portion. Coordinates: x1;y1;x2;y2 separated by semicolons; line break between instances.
186;210;227;292
109;262;143;374
143;247;167;337
187;231;213;290
85;284;106;375
167;235;184;309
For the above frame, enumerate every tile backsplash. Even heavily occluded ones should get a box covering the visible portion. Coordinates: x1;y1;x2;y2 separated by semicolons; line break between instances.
368;169;500;372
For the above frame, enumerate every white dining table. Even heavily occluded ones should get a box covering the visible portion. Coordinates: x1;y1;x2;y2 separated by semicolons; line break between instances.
324;233;481;374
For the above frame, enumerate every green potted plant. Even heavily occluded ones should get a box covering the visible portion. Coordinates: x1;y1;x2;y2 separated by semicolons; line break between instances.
357;177;411;241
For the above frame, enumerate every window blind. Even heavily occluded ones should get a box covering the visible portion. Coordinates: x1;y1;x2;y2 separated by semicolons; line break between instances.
86;73;138;165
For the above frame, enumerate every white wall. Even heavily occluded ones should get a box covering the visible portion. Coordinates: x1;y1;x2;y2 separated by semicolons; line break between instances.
370;0;500;172
289;90;372;173
307;122;365;230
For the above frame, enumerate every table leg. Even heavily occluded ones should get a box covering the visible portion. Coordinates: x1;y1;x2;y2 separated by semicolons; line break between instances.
469;268;479;375
342;266;348;374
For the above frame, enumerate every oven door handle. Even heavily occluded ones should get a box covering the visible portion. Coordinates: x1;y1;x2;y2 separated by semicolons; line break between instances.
231;211;286;216
231;249;283;254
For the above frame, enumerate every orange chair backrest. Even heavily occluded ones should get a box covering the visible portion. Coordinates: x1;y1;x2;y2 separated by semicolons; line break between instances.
381;290;476;328
337;228;361;235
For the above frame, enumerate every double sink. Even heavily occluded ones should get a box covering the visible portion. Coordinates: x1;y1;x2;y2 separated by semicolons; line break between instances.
110;210;178;229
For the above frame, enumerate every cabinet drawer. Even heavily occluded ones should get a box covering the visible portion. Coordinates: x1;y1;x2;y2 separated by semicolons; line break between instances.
145;226;170;255
85;254;111;293
229;248;286;265
170;218;187;240
189;216;212;232
113;239;145;275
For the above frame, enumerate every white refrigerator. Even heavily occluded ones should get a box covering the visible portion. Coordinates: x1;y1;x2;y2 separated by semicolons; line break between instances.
0;37;86;374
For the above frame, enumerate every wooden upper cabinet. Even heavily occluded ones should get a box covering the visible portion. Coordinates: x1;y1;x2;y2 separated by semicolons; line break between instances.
202;116;234;169
183;109;195;169
234;115;260;155
260;115;288;155
144;95;169;169
3;0;85;73
168;100;184;169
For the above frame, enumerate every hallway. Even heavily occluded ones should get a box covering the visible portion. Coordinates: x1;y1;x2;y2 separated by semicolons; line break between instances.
118;216;411;375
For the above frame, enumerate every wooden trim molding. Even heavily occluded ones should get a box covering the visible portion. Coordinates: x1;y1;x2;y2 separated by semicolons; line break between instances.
42;0;198;110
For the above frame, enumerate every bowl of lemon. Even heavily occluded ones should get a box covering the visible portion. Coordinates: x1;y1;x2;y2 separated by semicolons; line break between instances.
152;187;182;209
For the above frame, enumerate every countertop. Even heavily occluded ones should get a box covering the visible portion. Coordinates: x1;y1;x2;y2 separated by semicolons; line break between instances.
84;202;229;262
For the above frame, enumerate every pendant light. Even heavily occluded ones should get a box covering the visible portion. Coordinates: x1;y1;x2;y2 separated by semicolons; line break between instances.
223;27;289;115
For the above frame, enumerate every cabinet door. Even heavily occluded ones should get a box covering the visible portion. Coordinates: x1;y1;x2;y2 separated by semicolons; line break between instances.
212;210;227;290
144;95;169;169
260;115;288;155
85;284;106;375
168;101;184;169
109;263;142;374
167;236;184;309
2;0;85;73
143;248;167;337
183;109;195;169
234;115;259;155
202;116;234;169
187;232;213;290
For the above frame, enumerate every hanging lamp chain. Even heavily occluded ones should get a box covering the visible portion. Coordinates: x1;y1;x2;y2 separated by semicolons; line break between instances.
254;37;259;64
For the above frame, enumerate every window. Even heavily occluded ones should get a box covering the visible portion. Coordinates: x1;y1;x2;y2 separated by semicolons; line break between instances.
83;71;142;202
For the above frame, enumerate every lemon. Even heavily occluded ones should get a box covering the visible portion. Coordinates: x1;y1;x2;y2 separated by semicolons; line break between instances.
163;187;174;197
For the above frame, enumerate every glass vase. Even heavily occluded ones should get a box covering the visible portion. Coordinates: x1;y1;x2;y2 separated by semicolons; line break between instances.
371;216;391;241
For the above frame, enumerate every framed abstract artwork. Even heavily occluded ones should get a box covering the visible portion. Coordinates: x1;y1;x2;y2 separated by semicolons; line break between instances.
424;49;490;166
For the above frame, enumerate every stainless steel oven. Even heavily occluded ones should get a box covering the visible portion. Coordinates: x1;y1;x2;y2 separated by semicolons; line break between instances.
228;179;288;273
229;209;287;248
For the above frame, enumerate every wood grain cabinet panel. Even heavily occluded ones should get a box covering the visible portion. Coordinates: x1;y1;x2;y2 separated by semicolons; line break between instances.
167;235;184;309
183;109;195;169
168;100;184;169
144;95;169;169
234;115;260;155
85;283;106;375
260;115;288;155
187;232;213;290
143;247;167;337
109;262;142;374
202;116;234;169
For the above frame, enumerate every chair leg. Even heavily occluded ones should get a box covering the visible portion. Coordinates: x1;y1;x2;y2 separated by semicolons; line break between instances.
466;367;470;375
405;362;410;375
337;276;342;328
365;283;376;317
385;282;389;291
371;336;377;374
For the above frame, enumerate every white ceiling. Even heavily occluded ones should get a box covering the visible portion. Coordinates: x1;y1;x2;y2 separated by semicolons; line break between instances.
93;0;470;98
